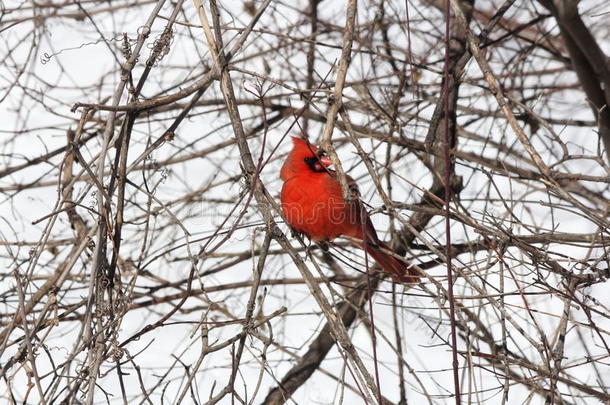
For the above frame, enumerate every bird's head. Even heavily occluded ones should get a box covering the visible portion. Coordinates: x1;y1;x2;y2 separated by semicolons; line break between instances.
280;137;333;180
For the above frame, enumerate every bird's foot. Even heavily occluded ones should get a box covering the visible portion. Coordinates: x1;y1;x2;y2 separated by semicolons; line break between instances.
290;227;305;240
316;240;330;252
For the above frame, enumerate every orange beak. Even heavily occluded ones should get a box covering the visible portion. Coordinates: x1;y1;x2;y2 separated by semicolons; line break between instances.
319;155;333;167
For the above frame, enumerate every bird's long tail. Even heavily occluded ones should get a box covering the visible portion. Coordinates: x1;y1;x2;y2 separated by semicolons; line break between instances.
363;241;418;283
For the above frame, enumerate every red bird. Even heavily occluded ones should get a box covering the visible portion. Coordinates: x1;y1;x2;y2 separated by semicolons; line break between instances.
280;136;418;283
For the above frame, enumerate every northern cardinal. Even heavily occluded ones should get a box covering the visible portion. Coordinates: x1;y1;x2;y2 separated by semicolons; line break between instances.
280;136;417;283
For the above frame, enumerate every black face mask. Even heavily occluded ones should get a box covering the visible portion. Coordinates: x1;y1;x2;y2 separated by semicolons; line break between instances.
304;150;328;173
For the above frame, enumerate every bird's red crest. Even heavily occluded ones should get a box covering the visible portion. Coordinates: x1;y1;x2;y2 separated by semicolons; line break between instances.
280;137;318;180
